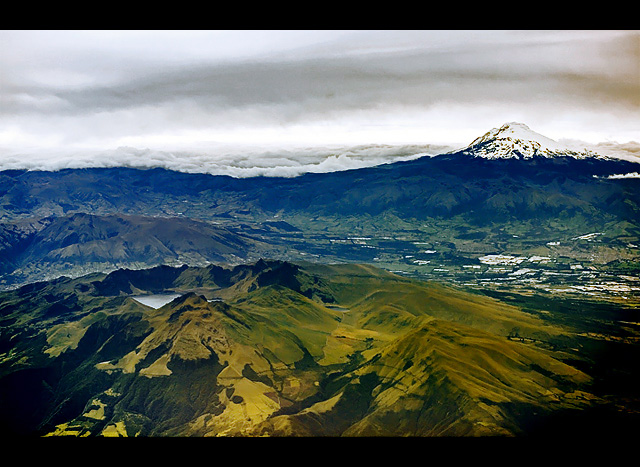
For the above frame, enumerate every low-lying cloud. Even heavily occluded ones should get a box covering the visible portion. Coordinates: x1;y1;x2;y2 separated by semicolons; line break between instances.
605;172;640;179
0;143;452;178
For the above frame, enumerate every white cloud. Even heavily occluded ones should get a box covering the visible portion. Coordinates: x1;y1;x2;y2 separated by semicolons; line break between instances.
0;142;448;178
606;172;640;179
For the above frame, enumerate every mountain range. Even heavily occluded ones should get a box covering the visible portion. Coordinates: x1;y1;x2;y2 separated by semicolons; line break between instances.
2;123;639;289
1;123;639;437
1;259;637;437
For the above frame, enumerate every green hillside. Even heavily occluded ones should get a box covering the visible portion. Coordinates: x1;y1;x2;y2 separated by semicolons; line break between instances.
1;259;637;437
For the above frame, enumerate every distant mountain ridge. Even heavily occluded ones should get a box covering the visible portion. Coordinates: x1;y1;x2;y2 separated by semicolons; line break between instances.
1;122;639;289
2;131;638;223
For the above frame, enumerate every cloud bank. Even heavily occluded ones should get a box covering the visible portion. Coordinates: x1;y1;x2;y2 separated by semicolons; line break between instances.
0;142;451;178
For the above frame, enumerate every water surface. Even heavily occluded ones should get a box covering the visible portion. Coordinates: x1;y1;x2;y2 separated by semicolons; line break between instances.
132;293;181;309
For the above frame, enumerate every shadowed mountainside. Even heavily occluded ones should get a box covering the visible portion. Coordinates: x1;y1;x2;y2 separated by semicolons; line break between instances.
0;212;268;288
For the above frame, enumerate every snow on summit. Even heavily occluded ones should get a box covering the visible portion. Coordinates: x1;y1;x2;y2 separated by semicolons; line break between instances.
461;122;601;160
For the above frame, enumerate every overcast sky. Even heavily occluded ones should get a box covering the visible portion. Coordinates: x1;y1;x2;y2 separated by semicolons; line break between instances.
0;30;638;176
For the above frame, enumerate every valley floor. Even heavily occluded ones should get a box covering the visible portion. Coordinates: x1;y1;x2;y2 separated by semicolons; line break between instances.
228;214;640;307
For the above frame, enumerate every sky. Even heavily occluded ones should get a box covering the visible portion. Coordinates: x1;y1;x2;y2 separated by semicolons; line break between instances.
0;29;638;176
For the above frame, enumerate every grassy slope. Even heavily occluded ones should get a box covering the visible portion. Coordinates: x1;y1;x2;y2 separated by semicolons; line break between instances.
245;263;593;436
0;261;618;437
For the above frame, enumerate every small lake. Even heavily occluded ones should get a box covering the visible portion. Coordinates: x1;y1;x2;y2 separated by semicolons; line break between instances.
132;293;181;309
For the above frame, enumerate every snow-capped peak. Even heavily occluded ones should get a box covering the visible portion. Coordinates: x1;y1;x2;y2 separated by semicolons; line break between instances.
461;122;600;160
